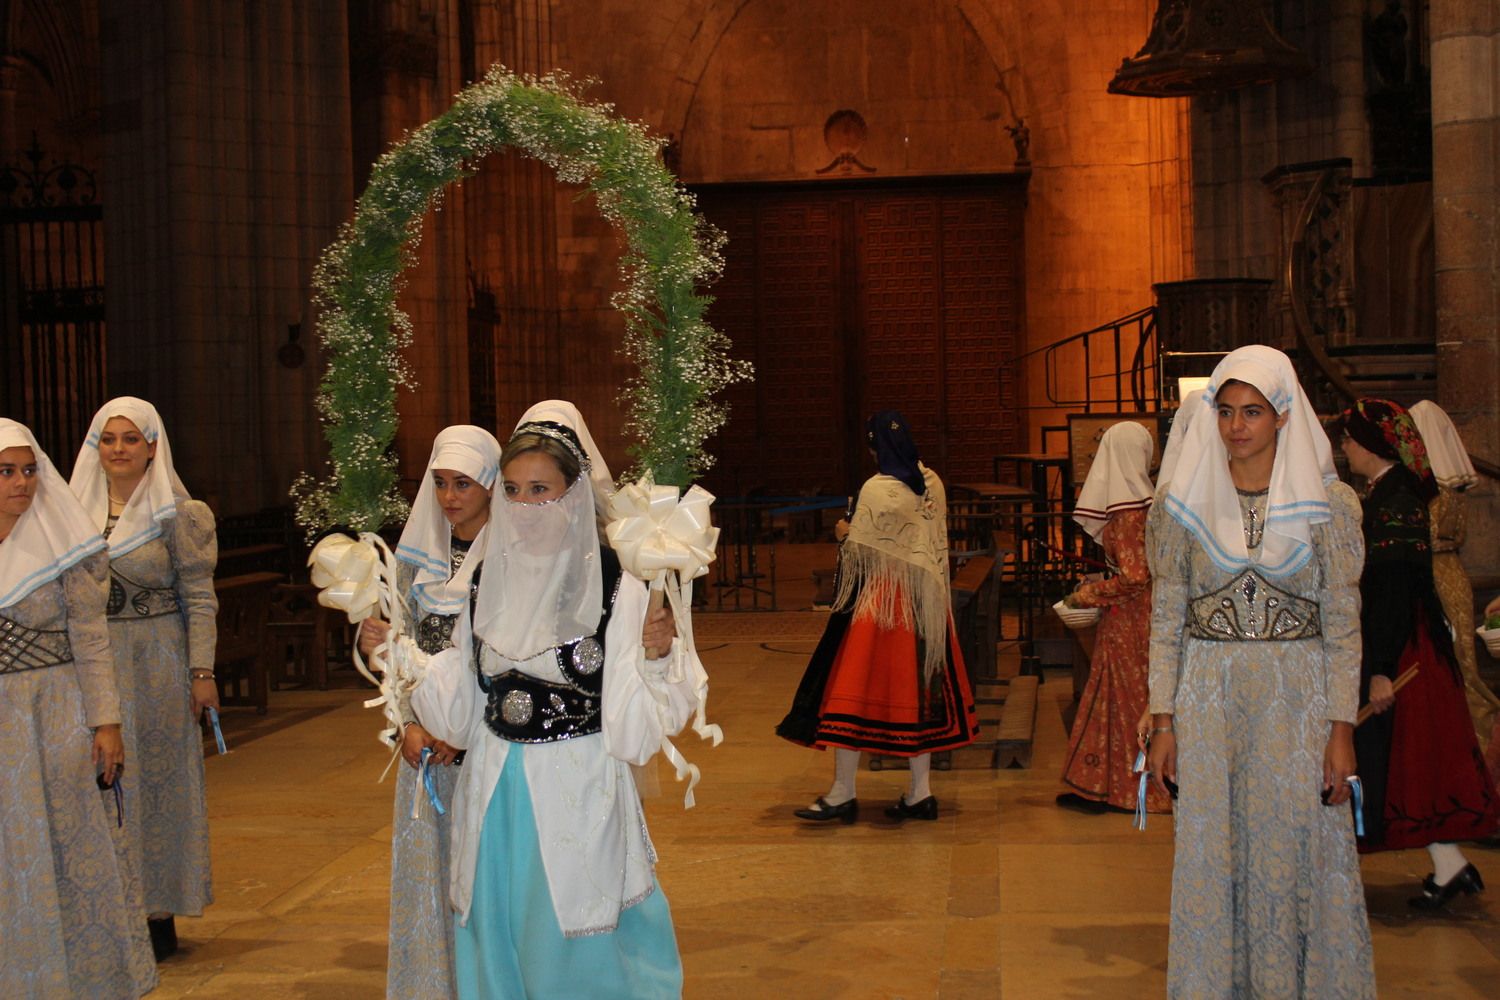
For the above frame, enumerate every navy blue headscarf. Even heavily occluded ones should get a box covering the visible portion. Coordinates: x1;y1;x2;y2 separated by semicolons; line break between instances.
867;410;926;496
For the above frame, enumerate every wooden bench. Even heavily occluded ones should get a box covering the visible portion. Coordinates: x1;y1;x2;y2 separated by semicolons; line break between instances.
266;582;343;691
213;571;282;714
994;674;1039;769
214;543;287;580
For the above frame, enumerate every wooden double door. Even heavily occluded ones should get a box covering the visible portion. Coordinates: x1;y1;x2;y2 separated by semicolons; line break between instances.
696;176;1027;500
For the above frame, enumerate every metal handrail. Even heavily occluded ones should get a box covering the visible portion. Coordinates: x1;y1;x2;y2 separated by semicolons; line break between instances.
1006;306;1160;412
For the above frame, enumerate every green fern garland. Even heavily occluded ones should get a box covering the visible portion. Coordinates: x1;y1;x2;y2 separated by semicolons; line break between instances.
293;66;751;536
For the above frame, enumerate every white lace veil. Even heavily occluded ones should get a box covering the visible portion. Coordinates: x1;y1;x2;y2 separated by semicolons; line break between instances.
471;403;611;664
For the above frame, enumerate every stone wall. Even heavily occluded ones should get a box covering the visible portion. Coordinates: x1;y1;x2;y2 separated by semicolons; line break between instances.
547;0;1194;458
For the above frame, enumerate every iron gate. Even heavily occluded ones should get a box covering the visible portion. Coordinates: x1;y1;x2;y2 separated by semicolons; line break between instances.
0;135;105;466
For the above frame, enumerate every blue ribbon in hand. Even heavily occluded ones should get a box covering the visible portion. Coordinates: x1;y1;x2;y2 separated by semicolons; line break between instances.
207;706;228;755
1132;748;1150;831
1348;775;1364;837
420;747;447;817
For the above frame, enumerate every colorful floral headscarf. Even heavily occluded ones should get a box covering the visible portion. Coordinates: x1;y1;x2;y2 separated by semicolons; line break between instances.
1339;397;1437;501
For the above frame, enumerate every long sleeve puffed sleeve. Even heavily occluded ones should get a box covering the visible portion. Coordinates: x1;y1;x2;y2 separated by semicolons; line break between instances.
1315;481;1364;723
411;606;478;750
1147;502;1189;715
602;574;702;766
167;499;219;675
1071;508;1151;609
64;552;121;727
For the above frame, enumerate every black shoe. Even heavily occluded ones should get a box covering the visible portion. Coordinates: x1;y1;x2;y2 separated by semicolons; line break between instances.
1055;792;1110;815
1410;864;1485;911
794;797;858;824
885;795;939;821
148;916;178;961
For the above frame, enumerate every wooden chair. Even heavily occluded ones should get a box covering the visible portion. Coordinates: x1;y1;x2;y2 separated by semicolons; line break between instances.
212;571;282;714
266;582;336;691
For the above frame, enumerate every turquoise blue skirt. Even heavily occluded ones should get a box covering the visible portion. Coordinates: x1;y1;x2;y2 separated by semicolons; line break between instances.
455;746;683;999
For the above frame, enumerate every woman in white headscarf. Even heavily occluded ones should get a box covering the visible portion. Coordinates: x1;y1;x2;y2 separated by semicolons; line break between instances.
0;418;157;997
412;401;696;1000
1145;346;1374;998
70;397;218;961
1055;421;1168;816
1409;400;1500;774
355;424;500;1000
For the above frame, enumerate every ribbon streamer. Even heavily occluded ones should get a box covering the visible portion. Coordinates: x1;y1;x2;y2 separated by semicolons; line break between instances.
417;746;448;819
1348;775;1364;837
207;706;228;755
307;531;433;760
605;478;725;807
1132;748;1150;831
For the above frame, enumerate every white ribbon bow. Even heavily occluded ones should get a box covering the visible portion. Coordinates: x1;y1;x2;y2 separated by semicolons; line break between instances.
308;534;383;622
605;481;720;582
605;478;724;807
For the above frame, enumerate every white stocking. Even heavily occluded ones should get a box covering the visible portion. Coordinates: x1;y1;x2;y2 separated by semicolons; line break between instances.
821;748;861;806
1427;841;1468;885
907;753;933;803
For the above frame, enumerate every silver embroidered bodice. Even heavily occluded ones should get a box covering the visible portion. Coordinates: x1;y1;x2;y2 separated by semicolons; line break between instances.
1183;489;1321;641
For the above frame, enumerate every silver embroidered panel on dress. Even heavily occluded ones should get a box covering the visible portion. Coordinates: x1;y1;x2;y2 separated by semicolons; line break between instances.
0;615;73;674
416;612;458;656
572;637;603;675
106;572;182;620
500;689;534;726
1187;569;1321;641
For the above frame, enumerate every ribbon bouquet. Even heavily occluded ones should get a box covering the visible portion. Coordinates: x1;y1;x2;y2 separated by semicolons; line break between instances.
306;475;728;810
306;532;427;766
606;477;725;806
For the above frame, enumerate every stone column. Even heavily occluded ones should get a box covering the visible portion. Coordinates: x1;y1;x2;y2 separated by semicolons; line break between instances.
99;1;354;515
1430;2;1500;576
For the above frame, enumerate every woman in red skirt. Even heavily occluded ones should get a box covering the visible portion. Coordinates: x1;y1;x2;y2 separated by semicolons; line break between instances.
1339;398;1500;909
777;411;978;823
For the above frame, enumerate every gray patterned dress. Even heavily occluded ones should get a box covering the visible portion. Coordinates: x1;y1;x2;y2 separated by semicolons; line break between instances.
386;543;470;1000
0;553;158;997
1148;482;1375;999
106;499;217;917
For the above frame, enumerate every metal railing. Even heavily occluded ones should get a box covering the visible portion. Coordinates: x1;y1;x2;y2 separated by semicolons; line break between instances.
1005;307;1160;413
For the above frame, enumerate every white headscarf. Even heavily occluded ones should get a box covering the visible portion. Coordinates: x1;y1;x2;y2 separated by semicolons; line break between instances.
1072;421;1155;542
1158;345;1336;578
1156;388;1208;498
0;419;107;608
69;396;190;557
394;425;502;615
471;402;613;663
1409;400;1478;491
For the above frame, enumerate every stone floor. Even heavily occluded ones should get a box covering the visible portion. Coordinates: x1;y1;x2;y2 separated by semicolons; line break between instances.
156;607;1499;999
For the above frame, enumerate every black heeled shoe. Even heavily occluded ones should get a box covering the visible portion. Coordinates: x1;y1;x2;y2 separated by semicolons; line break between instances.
884;795;939;821
1409;864;1485;911
794;797;858;824
148;915;178;961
